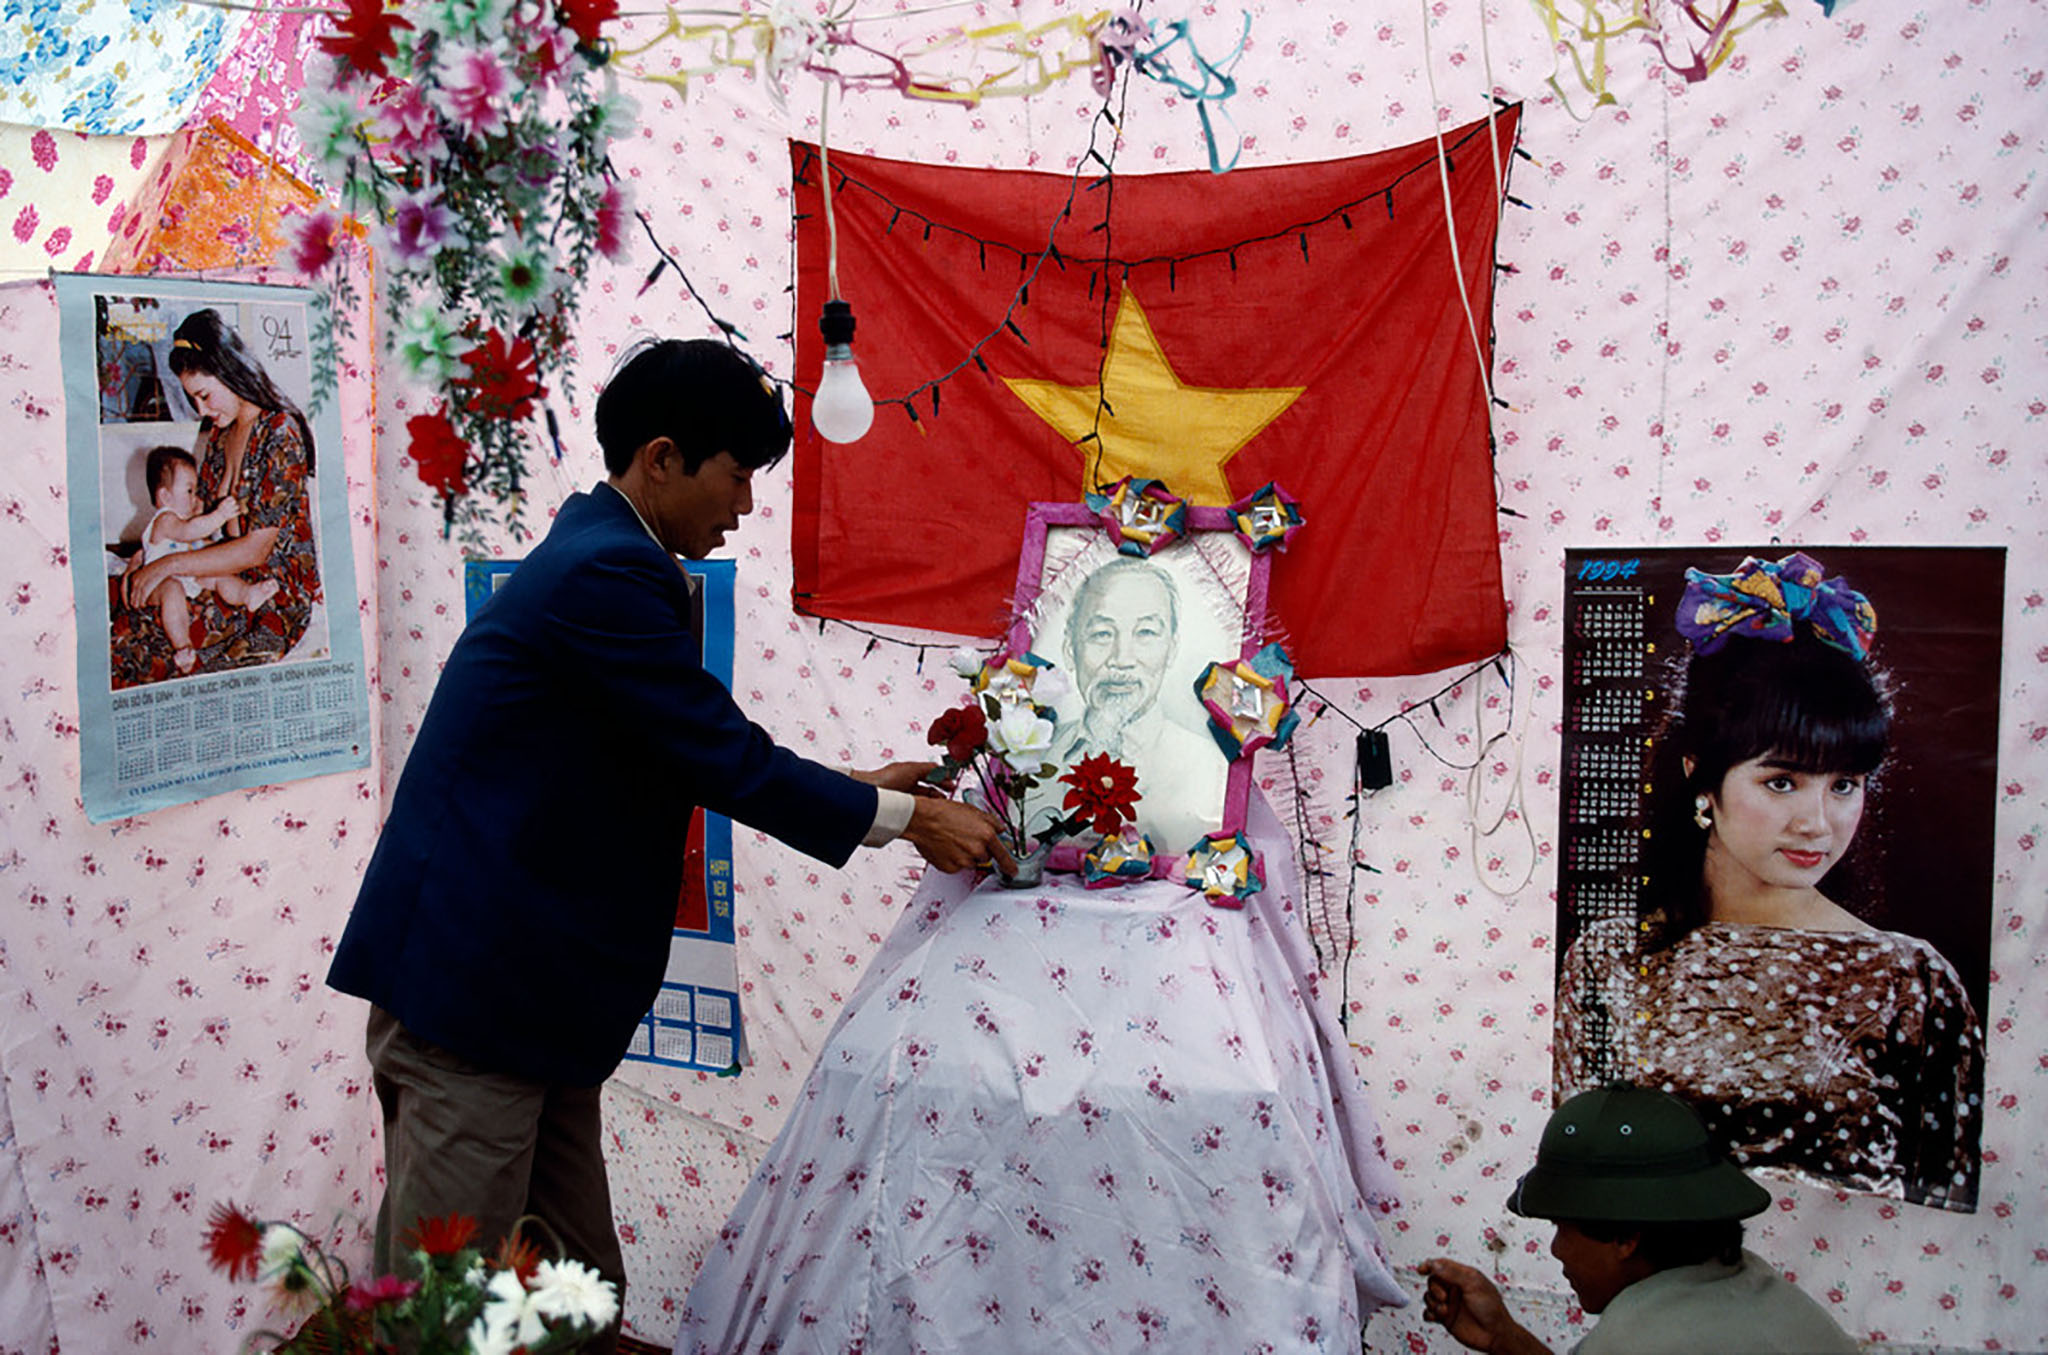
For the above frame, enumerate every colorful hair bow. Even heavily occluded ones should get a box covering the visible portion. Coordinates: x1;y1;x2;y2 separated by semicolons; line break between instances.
1674;551;1877;661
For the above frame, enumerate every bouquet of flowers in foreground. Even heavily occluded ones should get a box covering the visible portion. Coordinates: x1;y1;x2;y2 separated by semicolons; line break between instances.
204;1203;616;1354
929;649;1144;883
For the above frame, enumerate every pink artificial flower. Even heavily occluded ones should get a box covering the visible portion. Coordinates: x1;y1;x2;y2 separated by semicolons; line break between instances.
375;83;442;160
595;179;631;261
291;208;341;275
438;45;513;140
344;1273;421;1312
387;189;455;264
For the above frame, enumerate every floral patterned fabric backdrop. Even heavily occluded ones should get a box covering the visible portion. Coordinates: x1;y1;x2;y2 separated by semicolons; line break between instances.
0;273;385;1353
0;0;239;135
2;2;2045;1352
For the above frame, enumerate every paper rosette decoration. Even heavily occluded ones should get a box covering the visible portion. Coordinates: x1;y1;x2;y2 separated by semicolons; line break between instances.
1084;476;1188;556
1183;831;1263;907
1228;481;1304;553
1197;642;1302;761
972;650;1057;707
1082;828;1155;888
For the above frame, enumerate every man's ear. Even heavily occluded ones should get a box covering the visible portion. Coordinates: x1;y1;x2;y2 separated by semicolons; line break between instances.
636;436;678;480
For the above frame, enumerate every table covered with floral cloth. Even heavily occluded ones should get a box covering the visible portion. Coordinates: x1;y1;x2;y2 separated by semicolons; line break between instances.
674;795;1408;1354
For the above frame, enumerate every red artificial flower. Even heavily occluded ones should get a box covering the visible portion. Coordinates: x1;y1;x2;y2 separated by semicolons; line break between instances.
1059;753;1140;836
491;1229;543;1283
927;704;988;764
595;179;630;262
557;0;618;48
290;209;341;276
316;0;414;80
456;328;543;422
404;1213;480;1257
406;409;470;499
344;1273;421;1312
202;1202;266;1282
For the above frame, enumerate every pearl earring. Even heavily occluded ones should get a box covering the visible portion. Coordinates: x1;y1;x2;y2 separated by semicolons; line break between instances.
1693;795;1713;831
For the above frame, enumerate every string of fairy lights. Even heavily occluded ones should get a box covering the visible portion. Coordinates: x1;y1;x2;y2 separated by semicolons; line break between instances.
522;0;1545;978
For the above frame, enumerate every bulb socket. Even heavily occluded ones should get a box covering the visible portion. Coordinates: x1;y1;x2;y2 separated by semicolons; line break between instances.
819;299;857;346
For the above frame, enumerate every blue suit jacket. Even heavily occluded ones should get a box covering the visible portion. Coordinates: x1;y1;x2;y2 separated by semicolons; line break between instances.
329;483;877;1085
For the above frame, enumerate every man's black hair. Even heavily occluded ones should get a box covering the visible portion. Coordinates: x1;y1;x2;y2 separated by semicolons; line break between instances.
1575;1218;1746;1271
595;339;792;477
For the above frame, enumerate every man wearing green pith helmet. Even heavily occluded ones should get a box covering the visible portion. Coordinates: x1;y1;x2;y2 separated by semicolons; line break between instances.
1418;1086;1859;1355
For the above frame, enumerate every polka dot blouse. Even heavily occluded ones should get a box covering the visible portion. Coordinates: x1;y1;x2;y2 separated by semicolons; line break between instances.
1557;921;1983;1213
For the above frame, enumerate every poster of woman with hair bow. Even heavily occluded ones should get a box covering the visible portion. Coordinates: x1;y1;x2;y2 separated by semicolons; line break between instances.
1552;545;2003;1214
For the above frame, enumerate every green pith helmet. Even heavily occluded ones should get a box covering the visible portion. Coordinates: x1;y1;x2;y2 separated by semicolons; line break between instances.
1507;1087;1771;1223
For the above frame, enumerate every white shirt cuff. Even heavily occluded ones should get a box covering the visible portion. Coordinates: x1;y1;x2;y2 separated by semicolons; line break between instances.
863;786;915;847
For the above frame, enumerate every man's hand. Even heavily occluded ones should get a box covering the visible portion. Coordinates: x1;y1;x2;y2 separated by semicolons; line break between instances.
1417;1259;1553;1355
900;796;1014;876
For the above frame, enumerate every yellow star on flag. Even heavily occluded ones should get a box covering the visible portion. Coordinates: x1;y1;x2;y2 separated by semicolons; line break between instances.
1003;286;1304;505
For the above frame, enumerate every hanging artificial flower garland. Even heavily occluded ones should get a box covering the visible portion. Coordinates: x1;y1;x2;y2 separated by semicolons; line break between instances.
292;0;633;536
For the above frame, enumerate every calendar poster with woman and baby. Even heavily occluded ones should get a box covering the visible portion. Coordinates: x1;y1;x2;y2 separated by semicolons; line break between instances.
1554;544;2004;1214
56;274;371;823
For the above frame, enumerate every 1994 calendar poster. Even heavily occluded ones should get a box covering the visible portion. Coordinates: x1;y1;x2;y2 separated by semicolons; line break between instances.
1552;545;2002;1211
56;273;371;822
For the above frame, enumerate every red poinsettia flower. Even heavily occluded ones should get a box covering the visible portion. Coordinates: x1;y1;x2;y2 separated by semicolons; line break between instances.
202;1202;266;1282
927;705;989;764
404;1213;480;1257
456;328;543;422
406;409;470;499
344;1273;422;1312
1059;753;1140;836
316;0;414;81
557;0;618;48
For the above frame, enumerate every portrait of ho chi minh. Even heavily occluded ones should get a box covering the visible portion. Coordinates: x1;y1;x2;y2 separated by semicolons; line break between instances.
1024;533;1246;855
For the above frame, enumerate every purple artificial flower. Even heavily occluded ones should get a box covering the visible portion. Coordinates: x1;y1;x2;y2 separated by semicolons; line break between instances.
387;188;456;264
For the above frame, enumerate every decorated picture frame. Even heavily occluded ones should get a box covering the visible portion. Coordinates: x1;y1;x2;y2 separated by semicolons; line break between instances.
1004;494;1284;878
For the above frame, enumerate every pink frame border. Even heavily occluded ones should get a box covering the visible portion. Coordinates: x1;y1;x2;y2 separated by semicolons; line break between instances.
1006;502;1274;872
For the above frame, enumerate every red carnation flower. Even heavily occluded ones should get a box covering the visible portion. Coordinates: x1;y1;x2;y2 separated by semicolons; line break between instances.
202;1202;266;1282
404;1213;480;1257
927;705;988;764
406;409;470;499
456;327;542;422
1059;753;1140;836
316;0;414;81
557;0;618;48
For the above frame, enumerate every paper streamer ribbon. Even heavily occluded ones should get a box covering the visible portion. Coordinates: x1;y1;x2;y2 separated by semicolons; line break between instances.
614;6;1250;170
1523;0;1790;116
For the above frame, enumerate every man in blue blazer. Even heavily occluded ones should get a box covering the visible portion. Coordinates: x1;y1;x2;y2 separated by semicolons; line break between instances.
328;340;1006;1348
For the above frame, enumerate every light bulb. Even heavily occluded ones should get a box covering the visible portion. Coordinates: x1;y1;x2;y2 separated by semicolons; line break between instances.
813;299;875;443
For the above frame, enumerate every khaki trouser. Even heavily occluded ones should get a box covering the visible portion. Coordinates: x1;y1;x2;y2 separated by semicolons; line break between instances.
366;1006;624;1355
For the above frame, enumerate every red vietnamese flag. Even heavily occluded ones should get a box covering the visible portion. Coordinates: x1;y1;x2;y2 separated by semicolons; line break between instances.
790;107;1517;677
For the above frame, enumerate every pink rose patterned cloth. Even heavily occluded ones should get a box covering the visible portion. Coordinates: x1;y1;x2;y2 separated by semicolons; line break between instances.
674;796;1407;1352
